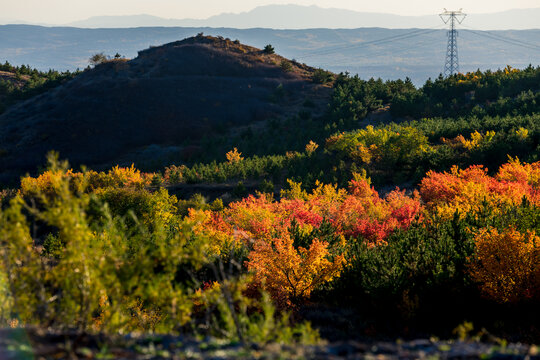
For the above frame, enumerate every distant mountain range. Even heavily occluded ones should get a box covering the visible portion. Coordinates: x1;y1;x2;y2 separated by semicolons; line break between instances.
66;5;540;30
1;25;538;85
2;5;540;30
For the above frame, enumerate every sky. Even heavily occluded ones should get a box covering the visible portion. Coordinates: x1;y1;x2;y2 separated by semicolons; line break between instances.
2;0;540;24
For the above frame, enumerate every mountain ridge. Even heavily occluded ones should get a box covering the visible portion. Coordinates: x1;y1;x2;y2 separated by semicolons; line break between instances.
65;5;540;30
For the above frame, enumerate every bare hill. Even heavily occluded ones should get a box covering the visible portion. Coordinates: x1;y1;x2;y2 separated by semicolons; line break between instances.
0;35;330;185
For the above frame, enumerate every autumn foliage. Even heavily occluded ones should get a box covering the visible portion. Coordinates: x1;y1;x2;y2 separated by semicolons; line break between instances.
4;153;540;336
468;228;540;303
226;147;244;164
420;158;540;219
190;175;423;304
246;234;344;304
20;159;152;200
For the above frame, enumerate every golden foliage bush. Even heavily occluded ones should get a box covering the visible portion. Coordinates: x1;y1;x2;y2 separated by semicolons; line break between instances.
325;125;429;167
19;154;152;201
305;140;319;155
468;228;540;303
246;234;345;305
226;147;244;164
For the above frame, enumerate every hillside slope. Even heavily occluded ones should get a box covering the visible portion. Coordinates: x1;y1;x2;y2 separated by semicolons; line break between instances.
0;35;330;185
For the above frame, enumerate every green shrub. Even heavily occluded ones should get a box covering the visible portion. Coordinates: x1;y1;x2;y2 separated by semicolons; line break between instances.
233;181;248;198
258;179;275;194
333;213;476;323
280;60;293;72
177;193;224;217
263;44;275;54
312;68;334;84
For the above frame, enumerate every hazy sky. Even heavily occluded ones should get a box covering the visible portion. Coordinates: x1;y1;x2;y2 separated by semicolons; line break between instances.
3;0;540;24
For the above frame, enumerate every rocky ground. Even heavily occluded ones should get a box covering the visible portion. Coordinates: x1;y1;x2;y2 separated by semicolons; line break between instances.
0;328;538;359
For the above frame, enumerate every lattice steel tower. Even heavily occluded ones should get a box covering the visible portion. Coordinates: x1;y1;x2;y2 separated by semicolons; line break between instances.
440;9;466;76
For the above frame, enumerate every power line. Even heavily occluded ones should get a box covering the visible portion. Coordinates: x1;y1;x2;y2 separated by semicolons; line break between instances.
288;12;539;75
324;35;442;67
295;26;445;59
461;24;540;49
297;28;441;58
461;28;540;52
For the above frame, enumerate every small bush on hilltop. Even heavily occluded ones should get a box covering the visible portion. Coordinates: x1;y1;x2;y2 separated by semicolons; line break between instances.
89;52;109;67
263;44;275;54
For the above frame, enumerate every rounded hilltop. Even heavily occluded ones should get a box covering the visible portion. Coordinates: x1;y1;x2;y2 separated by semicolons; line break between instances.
0;35;332;186
134;34;316;79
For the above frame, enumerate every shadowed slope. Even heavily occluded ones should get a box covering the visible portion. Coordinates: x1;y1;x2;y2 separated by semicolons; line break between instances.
0;35;329;185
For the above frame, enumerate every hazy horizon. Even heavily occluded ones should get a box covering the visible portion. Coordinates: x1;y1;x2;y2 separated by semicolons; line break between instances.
3;1;540;25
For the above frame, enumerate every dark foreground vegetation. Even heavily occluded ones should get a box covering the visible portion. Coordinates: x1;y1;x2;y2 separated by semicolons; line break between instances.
0;38;539;357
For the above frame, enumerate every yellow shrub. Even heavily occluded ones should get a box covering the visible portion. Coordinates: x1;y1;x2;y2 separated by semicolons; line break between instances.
246;234;345;305
226;148;244;163
459;130;495;150
305;140;319;155
516;127;529;140
468;228;539;303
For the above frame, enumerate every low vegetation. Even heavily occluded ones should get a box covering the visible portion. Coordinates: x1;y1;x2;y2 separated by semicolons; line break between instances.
0;42;539;346
2;154;540;341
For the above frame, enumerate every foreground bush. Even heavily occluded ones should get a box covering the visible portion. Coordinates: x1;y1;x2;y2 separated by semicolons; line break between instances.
0;156;318;343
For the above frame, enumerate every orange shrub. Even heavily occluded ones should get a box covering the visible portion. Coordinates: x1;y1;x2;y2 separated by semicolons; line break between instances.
215;177;422;304
225;177;421;247
496;157;540;189
468;228;540;303
226;193;283;240
185;208;241;256
246;233;345;305
420;160;539;219
226;148;244;164
333;179;421;245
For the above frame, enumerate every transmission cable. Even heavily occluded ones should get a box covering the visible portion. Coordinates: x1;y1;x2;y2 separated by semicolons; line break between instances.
460;24;540;48
295;25;447;59
460;27;540;52
324;35;443;66
296;27;442;58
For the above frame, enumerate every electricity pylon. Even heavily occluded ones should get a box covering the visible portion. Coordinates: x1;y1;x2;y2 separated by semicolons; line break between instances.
440;9;466;76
